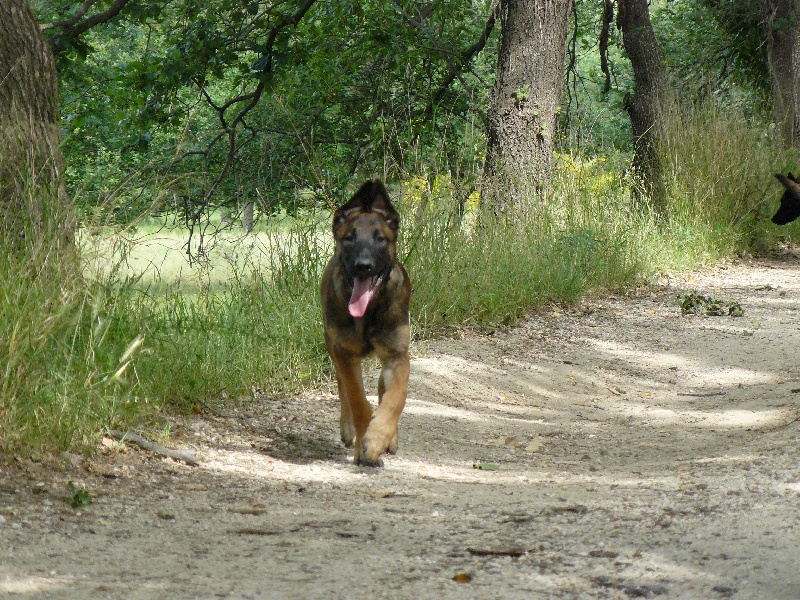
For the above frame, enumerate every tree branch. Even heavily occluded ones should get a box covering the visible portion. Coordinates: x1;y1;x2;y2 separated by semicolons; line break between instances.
600;0;614;94
45;0;137;54
409;1;501;119
182;0;318;259
40;0;99;31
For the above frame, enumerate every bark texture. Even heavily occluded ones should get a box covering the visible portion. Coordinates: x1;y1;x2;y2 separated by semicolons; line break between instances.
0;0;69;242
616;0;670;213
763;0;800;148
482;0;573;212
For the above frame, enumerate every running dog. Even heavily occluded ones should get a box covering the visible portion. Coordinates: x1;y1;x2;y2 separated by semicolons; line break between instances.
320;180;411;467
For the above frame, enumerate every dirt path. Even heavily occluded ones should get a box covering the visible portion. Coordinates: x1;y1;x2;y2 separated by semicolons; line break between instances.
3;259;800;599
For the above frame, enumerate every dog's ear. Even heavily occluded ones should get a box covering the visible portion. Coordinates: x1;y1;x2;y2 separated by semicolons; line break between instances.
789;172;798;182
775;173;800;193
334;180;399;231
333;181;373;229
367;180;399;231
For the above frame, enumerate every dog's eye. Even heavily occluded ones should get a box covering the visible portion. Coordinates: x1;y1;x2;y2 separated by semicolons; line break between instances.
344;231;356;242
373;231;386;243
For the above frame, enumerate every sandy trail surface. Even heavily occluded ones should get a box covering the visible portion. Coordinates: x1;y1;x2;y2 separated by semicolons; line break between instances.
2;259;800;599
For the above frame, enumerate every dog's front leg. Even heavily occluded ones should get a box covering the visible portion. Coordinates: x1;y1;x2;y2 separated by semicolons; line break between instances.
330;349;372;461
334;370;356;448
377;371;398;454
360;351;409;466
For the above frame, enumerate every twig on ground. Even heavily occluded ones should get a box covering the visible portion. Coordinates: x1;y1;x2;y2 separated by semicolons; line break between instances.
107;429;199;466
194;397;238;419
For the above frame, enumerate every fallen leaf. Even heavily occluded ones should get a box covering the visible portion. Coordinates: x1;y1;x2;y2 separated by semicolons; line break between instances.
453;573;472;583
525;439;542;452
473;462;500;471
370;491;396;499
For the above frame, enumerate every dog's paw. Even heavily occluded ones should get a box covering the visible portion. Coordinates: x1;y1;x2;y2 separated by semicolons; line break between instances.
386;432;399;455
340;420;356;448
356;439;389;467
355;451;384;468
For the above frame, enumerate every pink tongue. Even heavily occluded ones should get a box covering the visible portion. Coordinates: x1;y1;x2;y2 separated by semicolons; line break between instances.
348;277;377;318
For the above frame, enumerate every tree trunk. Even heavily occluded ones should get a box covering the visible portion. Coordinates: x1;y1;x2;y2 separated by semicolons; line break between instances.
762;0;800;148
242;200;254;234
482;0;573;213
0;0;71;248
616;0;670;214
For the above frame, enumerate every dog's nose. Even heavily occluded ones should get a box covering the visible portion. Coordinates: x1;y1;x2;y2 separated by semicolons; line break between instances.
353;253;375;276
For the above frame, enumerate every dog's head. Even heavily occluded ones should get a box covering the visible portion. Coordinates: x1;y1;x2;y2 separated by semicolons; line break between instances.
772;173;800;225
333;180;400;318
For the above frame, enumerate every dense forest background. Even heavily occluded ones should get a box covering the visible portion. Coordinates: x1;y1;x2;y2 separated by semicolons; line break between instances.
1;0;798;452
29;1;783;224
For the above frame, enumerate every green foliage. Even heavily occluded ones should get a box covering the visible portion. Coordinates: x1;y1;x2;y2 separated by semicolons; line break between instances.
660;101;796;253
677;291;744;317
655;0;769;109
63;482;93;509
0;181;145;452
4;100;793;455
128;222;329;407
9;0;797;458
41;0;498;231
563;0;634;154
394;163;642;333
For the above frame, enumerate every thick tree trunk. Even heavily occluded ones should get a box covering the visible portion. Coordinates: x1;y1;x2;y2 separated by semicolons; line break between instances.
616;0;670;214
0;0;71;246
763;0;800;148
482;0;573;213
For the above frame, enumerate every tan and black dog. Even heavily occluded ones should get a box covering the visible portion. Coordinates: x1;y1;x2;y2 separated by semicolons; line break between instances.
321;180;411;467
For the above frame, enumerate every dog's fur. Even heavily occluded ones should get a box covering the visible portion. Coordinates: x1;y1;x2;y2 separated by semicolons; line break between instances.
321;180;411;467
772;173;800;225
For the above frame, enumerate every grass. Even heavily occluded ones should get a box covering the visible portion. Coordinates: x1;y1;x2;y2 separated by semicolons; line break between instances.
2;100;798;455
